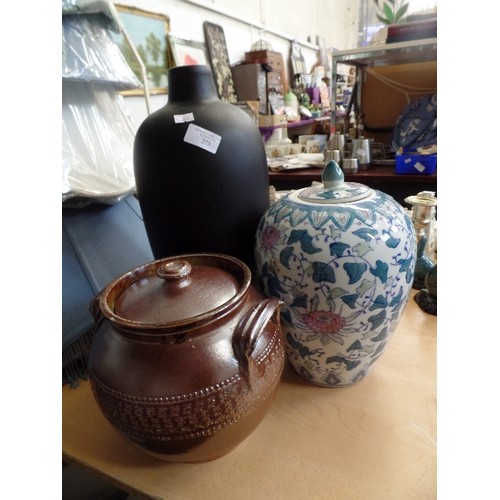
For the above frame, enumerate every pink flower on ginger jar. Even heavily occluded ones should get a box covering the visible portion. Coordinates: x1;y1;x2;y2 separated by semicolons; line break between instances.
302;310;346;335
260;225;284;253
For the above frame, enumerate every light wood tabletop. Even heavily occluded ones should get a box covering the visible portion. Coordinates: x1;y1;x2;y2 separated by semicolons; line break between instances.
62;289;436;500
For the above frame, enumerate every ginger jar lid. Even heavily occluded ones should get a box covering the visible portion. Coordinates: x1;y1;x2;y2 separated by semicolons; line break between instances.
99;253;250;331
297;160;372;205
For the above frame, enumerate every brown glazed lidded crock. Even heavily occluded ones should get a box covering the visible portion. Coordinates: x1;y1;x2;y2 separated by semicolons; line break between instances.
87;253;284;462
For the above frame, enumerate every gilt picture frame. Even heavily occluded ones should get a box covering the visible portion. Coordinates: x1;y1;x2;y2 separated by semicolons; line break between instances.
112;5;171;95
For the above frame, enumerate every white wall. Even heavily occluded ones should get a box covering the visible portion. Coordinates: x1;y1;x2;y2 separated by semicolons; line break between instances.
117;0;360;130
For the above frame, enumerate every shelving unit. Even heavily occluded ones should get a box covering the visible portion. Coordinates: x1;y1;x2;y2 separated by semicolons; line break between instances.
331;38;437;71
331;38;437;138
334;64;354;106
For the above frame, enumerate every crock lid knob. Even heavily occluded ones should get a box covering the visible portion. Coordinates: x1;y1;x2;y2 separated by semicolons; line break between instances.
156;260;192;281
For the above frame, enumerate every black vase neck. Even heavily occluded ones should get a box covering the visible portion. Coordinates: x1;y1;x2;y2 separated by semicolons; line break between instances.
167;65;219;102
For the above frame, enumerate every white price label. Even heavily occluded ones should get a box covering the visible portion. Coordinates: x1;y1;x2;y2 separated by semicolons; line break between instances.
414;161;426;173
183;123;221;154
174;112;195;123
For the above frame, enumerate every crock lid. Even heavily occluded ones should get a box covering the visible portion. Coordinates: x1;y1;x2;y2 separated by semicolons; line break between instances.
297;160;372;204
100;254;249;330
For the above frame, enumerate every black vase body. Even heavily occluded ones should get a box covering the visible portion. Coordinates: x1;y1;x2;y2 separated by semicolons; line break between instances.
134;65;269;271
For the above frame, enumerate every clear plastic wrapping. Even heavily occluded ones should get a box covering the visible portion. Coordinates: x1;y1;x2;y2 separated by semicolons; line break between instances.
62;0;145;206
62;0;120;30
62;80;136;206
62;13;141;89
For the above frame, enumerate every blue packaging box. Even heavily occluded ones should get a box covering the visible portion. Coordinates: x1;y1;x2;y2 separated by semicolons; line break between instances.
395;153;437;175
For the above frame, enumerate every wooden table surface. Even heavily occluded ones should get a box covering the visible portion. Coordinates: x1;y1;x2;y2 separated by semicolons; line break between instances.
268;165;437;206
268;164;437;184
62;290;436;500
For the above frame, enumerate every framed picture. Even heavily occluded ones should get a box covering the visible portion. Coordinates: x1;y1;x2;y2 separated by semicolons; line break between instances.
316;35;331;71
168;35;208;67
112;5;171;95
203;22;238;104
290;41;306;78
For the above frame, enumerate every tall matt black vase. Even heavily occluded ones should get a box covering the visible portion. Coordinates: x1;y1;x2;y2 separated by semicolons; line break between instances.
133;65;269;271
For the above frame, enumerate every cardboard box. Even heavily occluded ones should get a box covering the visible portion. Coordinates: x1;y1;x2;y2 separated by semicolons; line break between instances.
258;115;287;127
244;101;260;119
231;63;262;101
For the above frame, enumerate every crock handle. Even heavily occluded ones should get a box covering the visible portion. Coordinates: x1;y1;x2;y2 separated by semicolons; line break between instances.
89;291;105;330
232;298;283;386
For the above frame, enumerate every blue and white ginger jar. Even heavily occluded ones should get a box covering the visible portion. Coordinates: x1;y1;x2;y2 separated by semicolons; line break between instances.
255;161;416;387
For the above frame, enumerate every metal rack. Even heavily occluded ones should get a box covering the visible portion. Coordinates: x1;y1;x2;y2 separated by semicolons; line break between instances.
331;38;437;134
331;38;437;71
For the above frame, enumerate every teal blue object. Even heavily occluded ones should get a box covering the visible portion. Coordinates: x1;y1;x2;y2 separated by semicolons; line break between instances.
414;264;437;315
62;196;154;387
322;160;344;188
413;235;434;290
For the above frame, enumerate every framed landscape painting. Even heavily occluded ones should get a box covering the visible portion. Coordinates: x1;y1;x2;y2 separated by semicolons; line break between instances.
113;5;171;94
